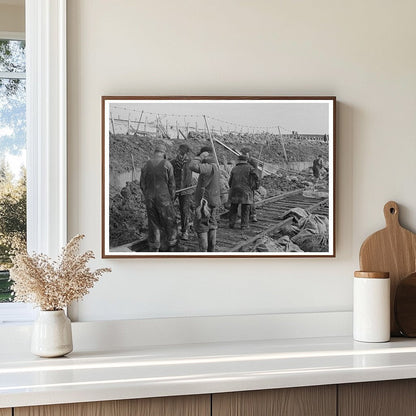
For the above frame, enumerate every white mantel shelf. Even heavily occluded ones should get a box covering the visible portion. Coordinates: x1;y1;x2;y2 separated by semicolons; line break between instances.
2;336;416;409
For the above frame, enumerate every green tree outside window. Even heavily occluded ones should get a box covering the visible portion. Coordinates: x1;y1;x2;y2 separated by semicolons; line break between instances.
0;39;27;302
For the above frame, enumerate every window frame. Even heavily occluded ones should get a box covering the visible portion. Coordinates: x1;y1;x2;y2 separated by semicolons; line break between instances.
0;0;67;323
0;31;30;320
0;31;26;78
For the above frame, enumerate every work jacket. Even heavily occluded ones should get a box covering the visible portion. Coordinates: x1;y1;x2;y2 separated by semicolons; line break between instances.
170;154;193;196
248;157;258;169
229;161;256;205
189;156;221;207
140;157;175;204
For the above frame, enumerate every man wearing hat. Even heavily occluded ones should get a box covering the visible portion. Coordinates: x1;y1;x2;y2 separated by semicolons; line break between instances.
140;144;177;251
189;146;221;252
228;152;258;229
170;144;193;240
240;147;260;222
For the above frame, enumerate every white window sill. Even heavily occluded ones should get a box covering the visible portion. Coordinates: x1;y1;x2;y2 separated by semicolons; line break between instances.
0;303;36;324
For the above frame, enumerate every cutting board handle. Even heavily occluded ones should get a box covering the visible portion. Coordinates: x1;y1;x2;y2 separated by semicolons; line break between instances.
384;201;400;228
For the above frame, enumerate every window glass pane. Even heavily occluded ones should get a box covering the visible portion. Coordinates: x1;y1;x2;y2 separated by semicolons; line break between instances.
0;40;25;73
0;68;26;303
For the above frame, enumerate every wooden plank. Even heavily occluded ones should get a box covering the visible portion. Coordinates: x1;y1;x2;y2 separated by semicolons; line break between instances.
230;198;328;252
256;212;285;220
279;198;328;219
254;189;303;207
15;395;210;416
0;409;12;416
256;215;284;223
212;386;336;416
133;110;144;135
214;136;239;156
257;207;287;214
230;217;293;251
339;380;416;416
179;129;187;140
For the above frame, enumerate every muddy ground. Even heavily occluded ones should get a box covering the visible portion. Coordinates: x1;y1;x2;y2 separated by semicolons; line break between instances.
110;132;328;174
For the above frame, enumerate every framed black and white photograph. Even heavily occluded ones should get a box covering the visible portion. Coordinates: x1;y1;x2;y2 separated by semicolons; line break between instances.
102;96;336;258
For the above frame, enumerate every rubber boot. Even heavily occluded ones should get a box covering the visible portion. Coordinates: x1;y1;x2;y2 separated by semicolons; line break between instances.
208;229;217;252
198;232;208;252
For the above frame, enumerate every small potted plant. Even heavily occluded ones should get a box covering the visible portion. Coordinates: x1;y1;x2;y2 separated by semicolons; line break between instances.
10;234;111;357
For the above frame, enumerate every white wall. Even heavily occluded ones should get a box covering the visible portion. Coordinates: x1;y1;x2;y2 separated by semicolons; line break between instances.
67;0;416;322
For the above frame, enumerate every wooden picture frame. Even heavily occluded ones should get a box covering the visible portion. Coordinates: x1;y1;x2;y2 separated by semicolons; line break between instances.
102;96;336;258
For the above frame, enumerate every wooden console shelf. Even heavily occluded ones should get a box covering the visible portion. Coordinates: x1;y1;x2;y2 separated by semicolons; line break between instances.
4;338;416;415
213;385;336;416
338;379;416;416
14;395;210;416
10;380;416;416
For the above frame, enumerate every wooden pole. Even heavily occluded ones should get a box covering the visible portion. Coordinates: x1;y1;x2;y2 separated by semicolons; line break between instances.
278;126;288;163
144;117;147;133
175;185;196;194
131;154;136;181
156;116;169;138
179;129;187;140
203;115;220;168
258;144;264;161
134;110;144;136
127;113;131;135
110;113;115;135
214;136;239;156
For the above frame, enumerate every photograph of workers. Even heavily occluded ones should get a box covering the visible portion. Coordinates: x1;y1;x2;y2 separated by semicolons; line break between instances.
103;98;335;257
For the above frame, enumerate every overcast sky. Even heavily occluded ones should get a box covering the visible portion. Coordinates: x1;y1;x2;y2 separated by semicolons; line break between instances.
109;100;331;135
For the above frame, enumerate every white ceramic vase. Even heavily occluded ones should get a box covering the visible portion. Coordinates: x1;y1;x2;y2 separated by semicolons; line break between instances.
31;310;73;357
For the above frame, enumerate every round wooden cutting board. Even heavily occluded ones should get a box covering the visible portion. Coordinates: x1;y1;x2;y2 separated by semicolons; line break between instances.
359;201;416;336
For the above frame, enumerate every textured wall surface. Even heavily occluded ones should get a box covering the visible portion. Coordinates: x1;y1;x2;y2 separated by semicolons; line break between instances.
67;0;416;322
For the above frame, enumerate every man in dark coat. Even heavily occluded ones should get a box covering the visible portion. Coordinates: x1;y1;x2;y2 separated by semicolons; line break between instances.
312;154;324;189
228;153;258;229
240;147;261;223
170;144;193;240
189;146;221;252
140;144;177;251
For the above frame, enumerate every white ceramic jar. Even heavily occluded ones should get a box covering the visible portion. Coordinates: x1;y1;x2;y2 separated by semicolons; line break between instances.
353;271;390;343
31;310;73;357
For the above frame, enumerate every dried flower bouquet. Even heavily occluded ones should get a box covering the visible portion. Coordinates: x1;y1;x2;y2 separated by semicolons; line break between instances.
10;234;111;311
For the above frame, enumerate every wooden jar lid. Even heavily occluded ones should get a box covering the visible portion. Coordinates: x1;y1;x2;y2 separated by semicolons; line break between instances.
354;271;390;279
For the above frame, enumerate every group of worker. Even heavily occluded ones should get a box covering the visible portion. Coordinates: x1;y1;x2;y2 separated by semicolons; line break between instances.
139;143;261;252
